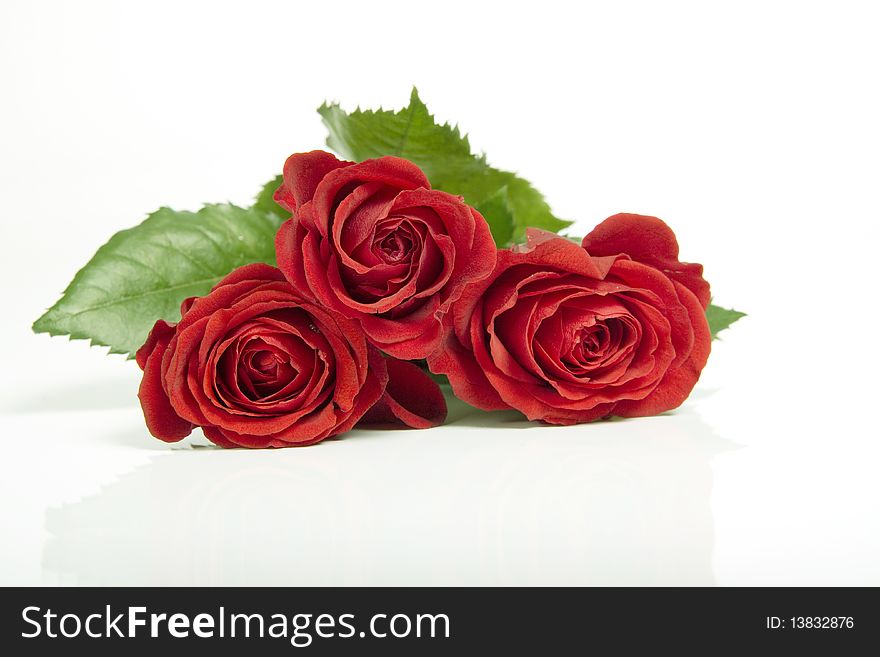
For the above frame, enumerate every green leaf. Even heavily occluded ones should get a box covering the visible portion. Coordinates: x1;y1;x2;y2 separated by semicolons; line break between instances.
706;303;746;339
33;203;285;357
253;174;287;221
318;87;571;245
474;186;515;247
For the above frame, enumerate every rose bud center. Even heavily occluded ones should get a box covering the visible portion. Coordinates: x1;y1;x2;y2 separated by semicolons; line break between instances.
546;309;639;377
222;329;324;404
373;223;415;264
578;324;608;356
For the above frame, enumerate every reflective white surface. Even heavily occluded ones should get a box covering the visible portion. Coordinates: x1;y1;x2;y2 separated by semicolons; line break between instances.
2;0;879;585
3;386;725;586
2;334;878;586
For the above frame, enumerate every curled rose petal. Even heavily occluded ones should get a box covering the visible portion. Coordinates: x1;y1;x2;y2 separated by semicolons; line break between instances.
136;320;194;441
583;213;710;308
359;357;447;429
273;150;352;215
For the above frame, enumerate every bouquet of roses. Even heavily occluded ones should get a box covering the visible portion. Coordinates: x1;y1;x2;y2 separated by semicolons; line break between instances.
34;90;743;448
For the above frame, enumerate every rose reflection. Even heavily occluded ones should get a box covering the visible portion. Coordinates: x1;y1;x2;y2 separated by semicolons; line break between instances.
43;405;730;585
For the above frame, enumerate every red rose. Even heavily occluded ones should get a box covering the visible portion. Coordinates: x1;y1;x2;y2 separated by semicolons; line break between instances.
136;263;444;448
273;151;497;360
428;215;711;424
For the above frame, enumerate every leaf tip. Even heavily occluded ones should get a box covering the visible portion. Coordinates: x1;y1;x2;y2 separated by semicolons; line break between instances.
706;303;747;339
32;310;54;335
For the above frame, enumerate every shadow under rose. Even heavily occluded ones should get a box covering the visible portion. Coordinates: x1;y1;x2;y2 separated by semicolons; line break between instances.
42;408;732;586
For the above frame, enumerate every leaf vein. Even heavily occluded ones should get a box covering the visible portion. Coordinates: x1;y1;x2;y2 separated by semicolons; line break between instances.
54;276;223;318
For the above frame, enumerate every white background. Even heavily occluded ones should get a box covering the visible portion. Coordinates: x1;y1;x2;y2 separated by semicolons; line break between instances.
1;0;878;585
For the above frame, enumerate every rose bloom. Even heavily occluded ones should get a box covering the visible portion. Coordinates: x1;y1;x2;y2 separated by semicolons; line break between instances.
136;263;444;448
274;150;496;360
428;214;711;424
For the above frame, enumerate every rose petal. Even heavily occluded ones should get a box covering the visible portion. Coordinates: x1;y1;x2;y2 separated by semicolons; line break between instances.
583;213;710;308
359;358;447;429
135;319;176;370
274;150;352;214
614;280;711;417
137;321;194;442
309;156;430;236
